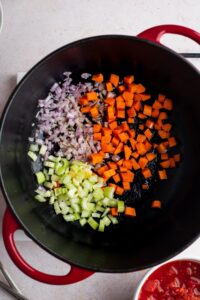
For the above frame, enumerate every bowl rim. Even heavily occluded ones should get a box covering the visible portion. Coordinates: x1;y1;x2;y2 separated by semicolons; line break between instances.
133;257;200;300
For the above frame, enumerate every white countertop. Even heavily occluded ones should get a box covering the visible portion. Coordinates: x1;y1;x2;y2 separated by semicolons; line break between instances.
0;1;200;299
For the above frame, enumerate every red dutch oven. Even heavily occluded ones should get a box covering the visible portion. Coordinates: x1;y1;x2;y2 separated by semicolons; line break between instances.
1;25;200;285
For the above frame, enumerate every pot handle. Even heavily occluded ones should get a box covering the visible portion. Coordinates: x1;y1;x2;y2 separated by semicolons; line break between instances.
137;24;200;45
3;209;94;285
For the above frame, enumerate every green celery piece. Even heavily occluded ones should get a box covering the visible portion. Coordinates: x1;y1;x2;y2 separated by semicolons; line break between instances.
63;214;75;222
98;220;105;232
93;188;104;201
79;218;87;226
35;172;45;184
88;217;98;230
118;200;125;213
35;194;46;202
39;144;47;156
28;151;37;161
44;161;55;168
103;187;115;199
29;144;39;152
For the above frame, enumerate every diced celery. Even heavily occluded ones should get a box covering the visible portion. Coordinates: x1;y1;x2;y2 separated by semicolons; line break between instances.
93;188;104;201
51;174;59;182
79;218;87;226
71;204;80;213
103;187;115;199
108;215;119;224
89;175;98;184
48;155;61;162
44;182;54;189
39;144;47;156
54;188;63;196
63;214;75;222
44;161;55;168
35;172;45;184
118;200;125;213
35;194;46;202
96;206;104;212
108;199;118;207
29;144;39;152
102;197;110;206
43;169;49;181
28;151;37;161
78;187;88;198
102;207;110;218
54;202;61;214
85;203;95;211
88;217;98;230
59;203;70;215
72;178;79;187
73;213;80;220
49;196;55;205
102;216;111;226
81;210;91;218
62;174;71;185
48;168;54;175
98;220;105;232
92;212;101;218
82;180;93;191
68;189;77;198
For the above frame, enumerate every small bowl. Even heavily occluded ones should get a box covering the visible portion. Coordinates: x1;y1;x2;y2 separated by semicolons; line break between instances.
133;258;200;300
0;1;3;33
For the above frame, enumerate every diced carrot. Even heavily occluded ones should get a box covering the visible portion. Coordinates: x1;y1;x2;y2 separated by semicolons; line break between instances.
124;145;131;160
101;135;112;144
152;109;160;118
158;94;166;103
158;169;167;180
146;120;154;129
106;82;113;92
157;143;167;153
79;97;89;105
117;159;124;166
118;132;129;143
133;101;142;112
91;73;104;83
153;100;162;110
118;85;125;93
109;121;118;130
113;173;120;183
113;128;122;136
125;99;134;107
138;113;147;119
128;118;134;124
116;100;125;110
163;98;173;110
143;105;152;117
115;186;124;195
108;162;117;170
144;128;153;140
120;167;128;172
132;151;139;159
163;141;169;148
146;152;156;161
153;143;158;149
151;200;161;208
90;106;99;118
117;110;125;118
102;127;112;135
107;106;115;120
168;137;177;147
123;160;132;169
131;158;140;170
134;94;142;101
160;160;170;168
128;129;136;139
128;83;138;93
121;122;129;131
136;143;147;155
127;107;136;117
122;91;134;102
162;123;172;132
123;181;131;190
90;153;104;165
161;153;169;160
110;74;119;87
136;84;146;93
105;98;115;106
112;137;120;147
125;207;136;217
124;75;134;84
169;158;176;168
86;92;98;100
129;138;136;150
114;142;123;155
110;207;118;216
93;133;102;141
137;134;146;143
142;168;152;179
138;157;148;169
137;125;144;132
158;130;170;139
142;184;149;190
144;140;152;152
101;143;114;153
97;165;108;176
158;112;168;120
121;171;134;182
174;153;181;162
104;168;116;179
141;94;151;101
81;106;90;113
93;124;102;133
108;183;117;190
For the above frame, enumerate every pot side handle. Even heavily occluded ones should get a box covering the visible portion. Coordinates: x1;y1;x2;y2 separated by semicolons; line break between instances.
137;24;200;45
2;209;94;285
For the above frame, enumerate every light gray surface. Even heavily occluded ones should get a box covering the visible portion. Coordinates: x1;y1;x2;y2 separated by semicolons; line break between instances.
0;1;200;299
